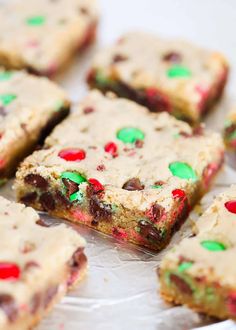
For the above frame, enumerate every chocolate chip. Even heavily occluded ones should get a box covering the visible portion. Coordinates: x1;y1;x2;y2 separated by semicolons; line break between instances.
154;180;165;186
122;178;144;191
36;218;50;227
24;261;40;271
20;192;37;205
24;174;48;190
89;196;112;223
112;54;128;63
80;7;89;15
0;106;7;117
43;285;58;309
170;274;193;295
163;51;182;63
135;139;144;148
39;192;55;211
138;220;161;243
30;292;41;314
0;294;18;322
83;106;94;114
62;178;79;197
146;204;165;222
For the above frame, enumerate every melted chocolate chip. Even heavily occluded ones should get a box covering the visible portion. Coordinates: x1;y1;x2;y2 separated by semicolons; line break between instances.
43;285;58;309
80;6;89;15
24;261;40;271
83;106;94;114
62;178;79;196
0;294;18;322
122;178;144;191
138;220;161;243
30;292;41;314
24;174;48;190
39;192;55;211
89;196;112;224
55;191;71;209
67;248;87;285
170;274;193;295
163;51;182;63
112;54;128;63
20;192;37;205
97;164;106;171
0;106;7;117
36;218;51;227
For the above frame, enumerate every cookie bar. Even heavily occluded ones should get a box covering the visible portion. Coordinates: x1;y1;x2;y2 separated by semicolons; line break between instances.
15;91;224;250
0;0;98;77
224;108;236;149
0;69;70;183
159;186;236;320
0;196;87;330
87;32;228;123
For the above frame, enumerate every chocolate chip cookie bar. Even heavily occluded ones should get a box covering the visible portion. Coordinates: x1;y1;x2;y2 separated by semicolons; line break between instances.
87;32;228;123
224;108;236;149
0;196;87;330
0;69;70;184
0;0;98;77
159;186;236;320
15;91;224;250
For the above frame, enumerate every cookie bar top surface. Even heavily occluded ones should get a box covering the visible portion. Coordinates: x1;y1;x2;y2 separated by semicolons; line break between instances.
0;70;68;154
89;32;228;119
161;185;236;286
18;91;224;210
0;196;85;325
0;0;98;73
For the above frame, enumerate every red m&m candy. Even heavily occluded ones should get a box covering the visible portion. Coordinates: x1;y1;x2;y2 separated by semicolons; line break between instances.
104;142;118;157
58;148;86;162
0;263;20;281
225;200;236;214
88;178;104;193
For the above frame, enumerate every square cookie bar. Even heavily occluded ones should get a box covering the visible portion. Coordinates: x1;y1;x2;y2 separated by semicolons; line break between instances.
224;107;236;149
159;186;236;320
15;91;224;250
0;196;87;330
87;32;228;123
0;0;98;77
0;69;70;183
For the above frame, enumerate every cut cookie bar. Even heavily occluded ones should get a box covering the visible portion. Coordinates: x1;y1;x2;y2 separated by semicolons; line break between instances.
0;69;70;183
159;185;236;320
0;196;87;330
224;107;236;149
0;0;98;77
15;91;224;250
87;32;228;123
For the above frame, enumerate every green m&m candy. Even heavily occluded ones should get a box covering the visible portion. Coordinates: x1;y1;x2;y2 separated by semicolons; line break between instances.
0;94;17;106
117;127;145;143
26;16;46;26
69;191;84;203
61;171;87;185
167;65;192;78
169;161;198;181
200;240;226;251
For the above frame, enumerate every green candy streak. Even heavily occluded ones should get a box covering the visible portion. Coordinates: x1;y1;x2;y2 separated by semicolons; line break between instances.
178;261;193;273
0;72;13;81
167;65;192;78
61;171;87;185
0;94;17;106
26;16;46;26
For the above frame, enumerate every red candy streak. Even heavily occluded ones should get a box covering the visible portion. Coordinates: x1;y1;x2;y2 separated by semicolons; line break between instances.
172;189;186;199
0;263;20;281
58;148;86;162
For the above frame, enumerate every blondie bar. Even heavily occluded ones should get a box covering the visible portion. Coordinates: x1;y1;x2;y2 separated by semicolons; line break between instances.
0;196;87;330
0;0;98;77
0;69;70;183
87;32;228;122
159;185;236;320
15;91;224;250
